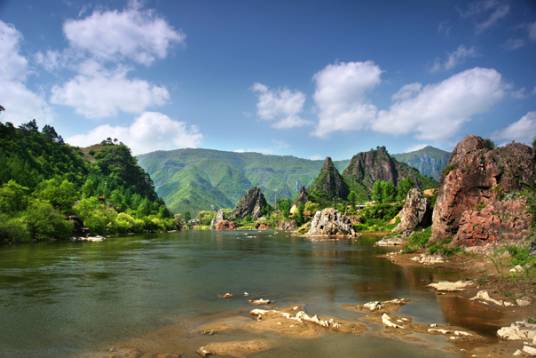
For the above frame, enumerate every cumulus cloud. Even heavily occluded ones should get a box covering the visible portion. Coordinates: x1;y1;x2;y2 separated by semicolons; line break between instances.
63;3;185;65
312;61;381;138
493;112;536;145
50;64;169;118
67;112;202;154
459;0;510;33
431;45;477;72
251;83;308;129
373;67;505;140
0;20;53;125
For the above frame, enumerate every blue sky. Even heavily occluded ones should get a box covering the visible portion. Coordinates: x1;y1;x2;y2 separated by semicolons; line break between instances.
0;0;535;159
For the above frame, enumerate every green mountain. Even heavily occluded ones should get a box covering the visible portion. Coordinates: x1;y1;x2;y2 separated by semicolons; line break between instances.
137;149;349;214
342;146;436;201
0;120;173;242
138;147;437;214
309;157;349;201
393;146;451;180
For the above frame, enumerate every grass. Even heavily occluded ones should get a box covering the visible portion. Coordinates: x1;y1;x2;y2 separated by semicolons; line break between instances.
402;227;431;253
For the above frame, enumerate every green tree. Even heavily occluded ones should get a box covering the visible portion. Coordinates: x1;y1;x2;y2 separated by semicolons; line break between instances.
24;199;73;240
371;181;383;202
396;178;414;201
381;181;396;203
34;177;78;212
347;191;358;205
0;180;29;213
277;198;292;218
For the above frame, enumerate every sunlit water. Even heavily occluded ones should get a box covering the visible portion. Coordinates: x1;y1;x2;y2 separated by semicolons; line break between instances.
0;231;502;357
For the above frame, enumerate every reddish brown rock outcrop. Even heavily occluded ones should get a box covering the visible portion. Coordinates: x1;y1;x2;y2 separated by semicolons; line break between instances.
432;135;535;245
214;220;236;231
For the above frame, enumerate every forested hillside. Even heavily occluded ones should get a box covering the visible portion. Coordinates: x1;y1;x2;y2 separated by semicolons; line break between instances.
0;120;174;242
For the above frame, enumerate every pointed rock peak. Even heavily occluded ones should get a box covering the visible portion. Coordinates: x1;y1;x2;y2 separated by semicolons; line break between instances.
233;187;270;220
322;156;335;169
296;186;309;203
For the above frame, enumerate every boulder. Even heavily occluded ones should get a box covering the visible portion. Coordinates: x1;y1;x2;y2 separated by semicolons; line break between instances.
306;208;356;237
277;220;297;231
214;220;236;231
432;135;535;245
233;187;270;220
393;188;430;236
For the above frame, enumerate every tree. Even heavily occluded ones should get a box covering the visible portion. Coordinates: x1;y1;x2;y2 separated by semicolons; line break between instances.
381;181;396;203
0;180;29;213
20;119;38;132
34;177;78;212
276;198;292;218
347;191;358;205
371;181;383;202
24;199;73;240
396;178;414;201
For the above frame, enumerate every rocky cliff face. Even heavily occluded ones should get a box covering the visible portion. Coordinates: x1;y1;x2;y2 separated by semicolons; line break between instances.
394;188;431;237
309;157;349;201
343;147;430;198
233;187;270;220
432;135;536;245
306;208;355;237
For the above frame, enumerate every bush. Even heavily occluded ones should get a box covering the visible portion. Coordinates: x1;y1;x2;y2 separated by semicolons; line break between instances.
24;199;73;240
197;210;216;226
403;227;431;253
0;214;30;242
427;237;461;256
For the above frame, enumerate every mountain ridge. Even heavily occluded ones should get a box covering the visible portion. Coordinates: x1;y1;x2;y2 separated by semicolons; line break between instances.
138;146;446;214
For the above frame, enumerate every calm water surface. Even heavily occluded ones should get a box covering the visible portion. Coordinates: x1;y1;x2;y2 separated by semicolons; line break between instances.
0;231;499;357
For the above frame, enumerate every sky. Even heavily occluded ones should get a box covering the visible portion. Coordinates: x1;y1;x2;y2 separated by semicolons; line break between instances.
0;0;535;159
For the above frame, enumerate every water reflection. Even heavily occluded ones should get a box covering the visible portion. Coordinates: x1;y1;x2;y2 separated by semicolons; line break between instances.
0;231;504;357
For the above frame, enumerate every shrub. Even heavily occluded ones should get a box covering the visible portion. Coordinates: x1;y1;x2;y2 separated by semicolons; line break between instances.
23;199;73;240
402;227;431;253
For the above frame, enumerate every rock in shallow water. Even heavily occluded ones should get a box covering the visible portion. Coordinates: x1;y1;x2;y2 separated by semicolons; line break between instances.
306;208;355;237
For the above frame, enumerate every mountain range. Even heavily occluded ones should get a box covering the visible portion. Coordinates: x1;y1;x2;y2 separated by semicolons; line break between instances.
137;146;450;214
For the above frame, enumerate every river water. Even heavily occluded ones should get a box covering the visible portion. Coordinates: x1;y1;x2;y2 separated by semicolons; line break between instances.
0;231;503;357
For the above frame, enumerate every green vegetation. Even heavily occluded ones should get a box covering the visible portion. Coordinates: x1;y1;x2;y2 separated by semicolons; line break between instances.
402;227;432;253
0;121;175;243
354;202;402;232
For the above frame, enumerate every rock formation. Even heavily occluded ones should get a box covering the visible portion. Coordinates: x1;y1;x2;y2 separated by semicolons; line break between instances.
277;220;297;231
211;209;236;231
343;147;424;188
309;157;349;201
296;186;309;204
393;188;431;237
233;187;270;220
432;135;536;245
306;208;355;237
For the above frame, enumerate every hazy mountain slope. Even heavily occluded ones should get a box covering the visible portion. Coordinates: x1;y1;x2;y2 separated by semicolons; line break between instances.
393;146;450;180
137;148;349;213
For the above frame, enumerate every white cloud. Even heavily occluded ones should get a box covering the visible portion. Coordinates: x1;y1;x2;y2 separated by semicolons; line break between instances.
67;112;202;154
312;61;381;138
0;20;52;125
34;50;66;72
63;4;185;65
431;45;477;72
503;38;525;51
404;144;429;153
251;83;308;129
529;21;536;41
460;0;510;33
0;21;27;82
373;67;505;140
392;83;422;101
50;64;169;118
510;87;529;100
493;112;536;145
